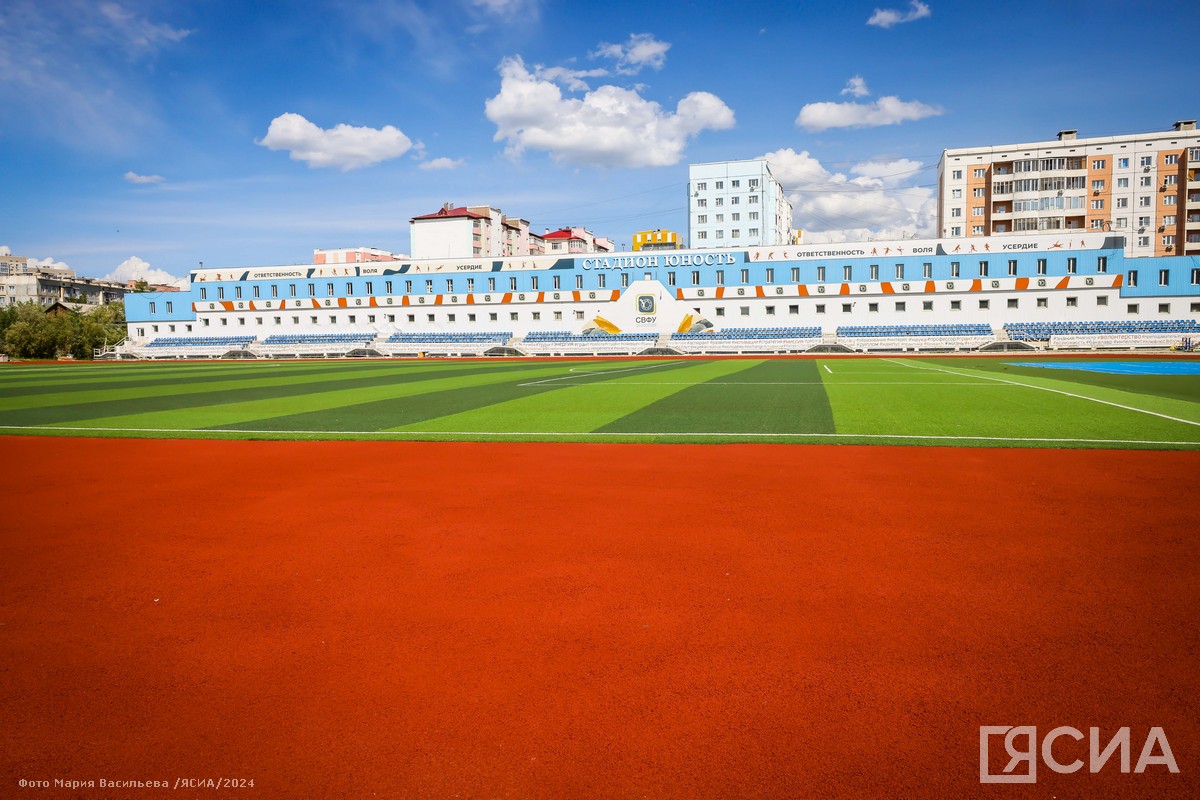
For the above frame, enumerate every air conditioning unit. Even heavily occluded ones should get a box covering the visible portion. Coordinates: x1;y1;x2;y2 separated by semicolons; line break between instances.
1159;225;1165;232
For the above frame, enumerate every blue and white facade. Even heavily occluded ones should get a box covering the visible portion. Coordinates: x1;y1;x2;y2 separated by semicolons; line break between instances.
124;232;1200;347
687;159;793;249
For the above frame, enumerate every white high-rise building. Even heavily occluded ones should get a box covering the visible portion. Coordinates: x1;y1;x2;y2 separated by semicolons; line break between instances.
688;159;792;249
938;120;1200;258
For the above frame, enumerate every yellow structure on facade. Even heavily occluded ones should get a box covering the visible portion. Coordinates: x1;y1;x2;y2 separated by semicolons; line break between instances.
632;229;683;251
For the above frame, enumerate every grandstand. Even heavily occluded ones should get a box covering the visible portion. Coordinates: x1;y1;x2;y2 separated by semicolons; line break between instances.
1006;319;1200;350
521;331;658;355
670;327;822;354
836;323;994;353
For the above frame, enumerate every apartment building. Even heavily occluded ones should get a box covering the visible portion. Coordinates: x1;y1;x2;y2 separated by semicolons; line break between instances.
314;247;404;264
687;159;793;249
938;121;1200;258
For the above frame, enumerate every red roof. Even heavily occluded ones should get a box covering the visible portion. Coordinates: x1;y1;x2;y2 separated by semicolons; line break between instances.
542;229;582;240
410;206;489;221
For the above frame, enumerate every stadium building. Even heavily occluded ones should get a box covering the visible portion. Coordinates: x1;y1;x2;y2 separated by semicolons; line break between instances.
117;231;1200;358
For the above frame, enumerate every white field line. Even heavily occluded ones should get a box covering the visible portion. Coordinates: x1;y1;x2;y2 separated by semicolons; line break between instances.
823;364;833;374
1;424;1197;447
884;358;1200;428
516;361;681;386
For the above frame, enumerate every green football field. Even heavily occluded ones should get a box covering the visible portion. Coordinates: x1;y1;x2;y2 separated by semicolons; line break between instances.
1;356;1199;448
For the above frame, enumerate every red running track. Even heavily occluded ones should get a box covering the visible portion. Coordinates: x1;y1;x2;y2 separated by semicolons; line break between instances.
1;437;1197;798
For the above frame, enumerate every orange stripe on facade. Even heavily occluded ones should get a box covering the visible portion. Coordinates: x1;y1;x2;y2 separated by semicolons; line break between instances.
970;280;982;292
337;298;347;308
881;282;894;295
466;295;474;305
1015;278;1029;290
401;296;410;306
715;287;725;299
675;289;683;300
839;284;850;296
573;291;581;302
1112;274;1123;288
610;290;620;301
369;297;378;307
434;295;443;305
797;285;808;296
755;286;765;298
1056;277;1071;290
502;293;512;304
221;301;234;311
924;281;936;293
537;292;545;303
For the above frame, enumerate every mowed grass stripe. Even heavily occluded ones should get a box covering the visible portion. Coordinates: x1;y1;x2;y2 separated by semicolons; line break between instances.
972;359;1200;405
0;361;525;428
0;360;409;398
597;359;836;434
202;360;609;432
388;359;751;433
824;358;1200;443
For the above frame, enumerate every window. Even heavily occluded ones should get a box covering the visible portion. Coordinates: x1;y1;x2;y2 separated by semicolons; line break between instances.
817;266;826;282
510;312;518;321
791;267;800;282
553;310;562;321
1165;154;1179;165
951;226;961;236
765;306;775;316
1116;197;1128;208
749;195;758;204
1066;257;1076;274
951;207;962;217
1036;297;1048;308
868;302;878;312
1091;180;1105;191
1007;259;1018;276
715;270;725;286
815;304;825;314
1127;303;1139;314
978;261;988;277
715;198;723;207
952;188;962;199
869;264;879;280
466;278;474;292
1090;200;1104;210
1092;159;1106;170
347;282;355;295
166;301;173;313
149;301;156;314
509;276;517;291
973;168;986;178
1066;297;1078;307
691;271;700;285
696;231;707;240
749;228;759;237
922;300;933;311
621;273;629;288
715;181;723;189
1097;296;1108;306
1007;298;1018;309
740;269;749;283
1138;236;1150;247
1159;269;1170;286
1164;174;1178;186
895;301;907;312
667;272;676;287
950;300;961;310
252;286;260;299
327;283;335;296
1117;177;1129;188
765;268;774;283
217;287;225;300
731;180;740;188
1127;270;1137;287
972;207;984;217
200;288;208;300
1037;259;1047;275
951;170;962;180
1163;195;1177;206
696;199;707;208
972;226;984;236
1140;175;1152;188
695;182;706;191
1159;303;1171;314
1139;196;1152;207
598;274;606;288
696;215;707;224
405;280;412;293
385;281;392;294
979;299;990;310
923;263;932;279
488;278;496;291
841;303;852;313
716;307;726;316
973;187;986;198
1192;268;1200;285
789;305;799;315
950;261;960;278
843;265;852;281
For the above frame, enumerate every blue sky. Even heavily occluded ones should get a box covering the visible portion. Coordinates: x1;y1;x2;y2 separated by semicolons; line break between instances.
2;0;1198;285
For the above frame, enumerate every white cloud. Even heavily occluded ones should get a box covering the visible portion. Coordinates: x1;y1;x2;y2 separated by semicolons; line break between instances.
0;246;10;256
867;1;932;28
840;76;870;98
762;148;936;241
470;0;538;13
534;64;610;92
419;157;465;171
257;113;414;171
123;171;164;184
796;95;942;132
97;3;192;51
591;33;670;74
485;57;733;168
103;256;186;288
30;256;72;271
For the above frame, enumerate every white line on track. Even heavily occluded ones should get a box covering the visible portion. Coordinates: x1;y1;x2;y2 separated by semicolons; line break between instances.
516;381;1005;386
516;361;682;386
1;424;1197;447
823;365;833;374
884;358;1200;428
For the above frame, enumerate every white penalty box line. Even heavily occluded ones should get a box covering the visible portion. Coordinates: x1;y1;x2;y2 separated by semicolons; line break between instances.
884;358;1200;428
